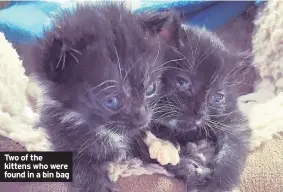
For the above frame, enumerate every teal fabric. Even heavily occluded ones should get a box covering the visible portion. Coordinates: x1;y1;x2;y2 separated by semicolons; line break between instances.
0;1;61;43
0;1;265;43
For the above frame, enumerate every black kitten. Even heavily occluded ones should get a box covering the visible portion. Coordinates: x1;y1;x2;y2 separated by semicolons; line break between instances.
22;3;170;192
142;16;252;191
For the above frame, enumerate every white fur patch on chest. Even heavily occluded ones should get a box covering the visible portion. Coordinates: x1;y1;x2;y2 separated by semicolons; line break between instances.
109;131;128;149
97;128;128;157
168;119;178;127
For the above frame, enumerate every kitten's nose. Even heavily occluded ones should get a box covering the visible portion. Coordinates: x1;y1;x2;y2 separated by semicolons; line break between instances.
193;109;198;116
133;106;150;128
193;107;205;120
195;120;202;126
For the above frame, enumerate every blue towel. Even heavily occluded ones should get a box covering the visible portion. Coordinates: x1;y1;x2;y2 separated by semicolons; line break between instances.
135;1;260;30
0;1;61;43
0;0;264;43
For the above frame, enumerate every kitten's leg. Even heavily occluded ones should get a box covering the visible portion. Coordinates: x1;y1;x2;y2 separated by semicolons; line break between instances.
144;131;180;165
108;162;129;182
164;155;212;191
132;129;180;165
72;156;117;192
192;140;216;165
199;135;250;192
164;140;214;191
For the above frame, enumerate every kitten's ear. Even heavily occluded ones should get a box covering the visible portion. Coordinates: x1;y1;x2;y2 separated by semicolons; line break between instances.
27;36;64;83
43;37;65;82
26;32;84;84
138;11;182;45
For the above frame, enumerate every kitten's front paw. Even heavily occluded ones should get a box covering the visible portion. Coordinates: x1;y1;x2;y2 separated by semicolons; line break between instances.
149;139;180;166
186;140;215;165
144;131;180;166
108;162;128;182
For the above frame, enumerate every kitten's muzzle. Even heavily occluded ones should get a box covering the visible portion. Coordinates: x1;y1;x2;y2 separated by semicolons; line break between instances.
172;119;200;131
132;106;151;129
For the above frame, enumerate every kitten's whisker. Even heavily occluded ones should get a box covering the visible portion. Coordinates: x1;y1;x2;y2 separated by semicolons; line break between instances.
151;29;161;70
153;58;187;73
170;45;193;71
153;104;182;114
195;42;215;69
207;110;241;117
152;107;180;113
151;104;181;111
205;122;217;135
148;94;165;110
92;121;123;141
157;58;186;69
158;115;179;123
210;71;219;86
91;85;118;96
100;130;112;151
174;60;190;71
166;100;183;112
156;110;179;117
200;124;209;139
207;122;232;134
208;120;237;133
61;52;66;70
197;48;216;70
69;51;79;64
78;135;94;153
88;80;118;92
113;43;123;80
153;112;180;119
152;108;172;113
173;95;185;108
78;135;99;155
70;48;82;55
82;121;124;155
223;59;247;82
151;106;180;115
156;111;178;121
155;65;191;73
123;54;145;82
193;30;202;66
207;121;227;130
56;52;64;69
184;27;195;68
222;80;254;88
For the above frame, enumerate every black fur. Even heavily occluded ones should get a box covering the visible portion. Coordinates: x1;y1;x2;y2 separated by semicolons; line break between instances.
22;3;170;192
137;13;252;192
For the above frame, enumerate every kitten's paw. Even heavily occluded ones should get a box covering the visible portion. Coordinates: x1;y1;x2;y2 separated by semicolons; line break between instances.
108;162;127;182
186;140;215;164
149;139;180;166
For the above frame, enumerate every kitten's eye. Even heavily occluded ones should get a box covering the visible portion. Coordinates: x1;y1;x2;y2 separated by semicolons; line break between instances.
145;82;157;97
211;92;225;104
176;76;190;90
103;96;121;111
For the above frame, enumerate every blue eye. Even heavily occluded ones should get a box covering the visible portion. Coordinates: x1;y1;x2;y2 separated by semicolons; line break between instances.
176;76;190;90
103;96;121;111
145;82;157;97
211;92;225;104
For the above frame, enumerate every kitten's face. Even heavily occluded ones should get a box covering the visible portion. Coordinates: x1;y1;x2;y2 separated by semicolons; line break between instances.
155;27;248;133
33;5;165;137
74;34;162;136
